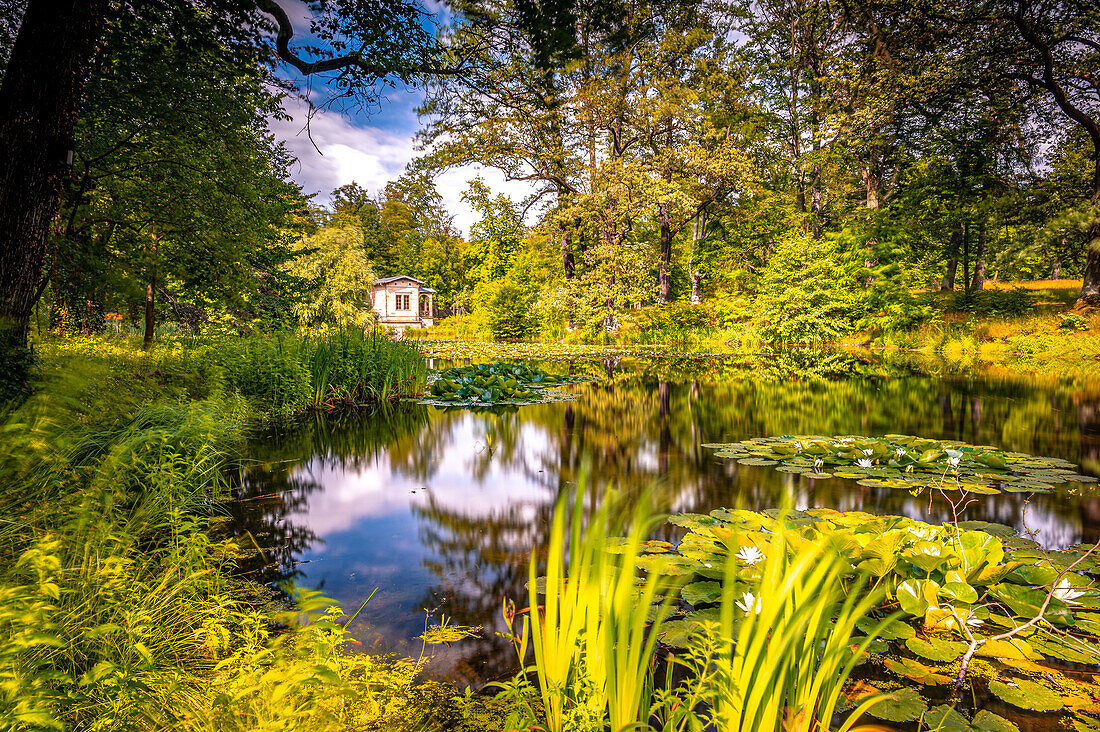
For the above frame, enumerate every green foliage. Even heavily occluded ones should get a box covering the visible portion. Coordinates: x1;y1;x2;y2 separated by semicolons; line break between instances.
757;232;853;344
287;227;377;332
656;503;1100;724
477;279;537;340
703;434;1095;494
619;302;714;344
946;289;1039;318
499;488;890;732
423;362;592;406
1059;312;1090;331
208;331;426;416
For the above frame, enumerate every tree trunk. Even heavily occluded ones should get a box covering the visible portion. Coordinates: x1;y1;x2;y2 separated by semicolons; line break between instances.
1052;240;1065;280
0;0;108;355
970;216;988;293
941;225;962;291
1079;221;1100;309
143;270;156;349
658;203;673;304
862;159;881;210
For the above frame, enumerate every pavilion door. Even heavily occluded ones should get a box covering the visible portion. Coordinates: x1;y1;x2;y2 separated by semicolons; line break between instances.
419;295;431;317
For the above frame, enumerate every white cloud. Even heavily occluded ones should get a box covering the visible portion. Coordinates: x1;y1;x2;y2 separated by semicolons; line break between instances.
270;95;540;236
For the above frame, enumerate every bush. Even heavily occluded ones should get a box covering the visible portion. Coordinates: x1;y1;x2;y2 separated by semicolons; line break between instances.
618;302;713;344
757;232;853;344
948;288;1038;318
480;280;537;340
1059;312;1090;331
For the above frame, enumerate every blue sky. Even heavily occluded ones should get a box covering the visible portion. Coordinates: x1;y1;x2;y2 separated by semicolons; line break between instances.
267;1;537;235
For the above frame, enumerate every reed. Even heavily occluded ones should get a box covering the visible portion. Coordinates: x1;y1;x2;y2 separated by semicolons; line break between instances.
507;491;892;732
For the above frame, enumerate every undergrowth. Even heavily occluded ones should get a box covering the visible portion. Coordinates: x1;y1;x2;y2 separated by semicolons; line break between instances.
0;332;500;731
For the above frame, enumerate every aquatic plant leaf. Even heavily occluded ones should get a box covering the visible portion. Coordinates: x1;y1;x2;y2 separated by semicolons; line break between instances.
975;638;1040;661
681;581;722;606
906;636;966;662
883;657;952;685
971;710;1021;732
867;687;926;722
987;678;1063;712
923;704;971;732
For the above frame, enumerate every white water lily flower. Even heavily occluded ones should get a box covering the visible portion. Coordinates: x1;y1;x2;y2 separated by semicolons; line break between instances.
947;456;961;468
906;525;938;540
895;448;908;458
813;458;824;471
736;545;765;565
857;458;873;468
1053;578;1086;605
862;448;875;456
736;591;762;614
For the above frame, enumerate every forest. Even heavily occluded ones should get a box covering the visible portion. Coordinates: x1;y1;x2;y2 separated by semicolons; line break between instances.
0;0;1097;359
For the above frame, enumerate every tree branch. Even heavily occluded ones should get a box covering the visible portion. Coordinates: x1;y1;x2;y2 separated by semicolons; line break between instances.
254;0;461;78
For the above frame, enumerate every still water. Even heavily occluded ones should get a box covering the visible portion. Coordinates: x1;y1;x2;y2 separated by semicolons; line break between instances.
231;350;1100;686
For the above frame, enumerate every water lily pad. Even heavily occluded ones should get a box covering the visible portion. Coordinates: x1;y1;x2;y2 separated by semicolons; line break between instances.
906;636;966;662
867;687;927;722
987;678;1063;712
971;710;1020;732
923;704;971;732
884;657;952;685
681;581;722;606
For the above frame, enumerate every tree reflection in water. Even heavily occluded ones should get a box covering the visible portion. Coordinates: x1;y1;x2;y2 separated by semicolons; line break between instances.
229;351;1100;686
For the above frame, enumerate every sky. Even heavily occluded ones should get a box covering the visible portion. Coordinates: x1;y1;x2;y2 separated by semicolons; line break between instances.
266;1;537;236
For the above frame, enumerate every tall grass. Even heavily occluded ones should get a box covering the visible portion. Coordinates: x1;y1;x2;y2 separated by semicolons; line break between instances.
210;329;427;416
501;486;893;732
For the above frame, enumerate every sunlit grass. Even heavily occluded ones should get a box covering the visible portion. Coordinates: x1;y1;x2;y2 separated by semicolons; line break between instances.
500;484;893;732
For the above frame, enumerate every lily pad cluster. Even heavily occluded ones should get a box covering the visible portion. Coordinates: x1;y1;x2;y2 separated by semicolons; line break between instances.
702;434;1097;494
640;508;1100;729
421;363;593;406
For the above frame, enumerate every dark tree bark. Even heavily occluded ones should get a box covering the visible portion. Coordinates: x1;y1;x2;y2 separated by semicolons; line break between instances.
143;273;155;349
941;225;962;291
0;0;108;355
970;216;988;293
658;204;673;304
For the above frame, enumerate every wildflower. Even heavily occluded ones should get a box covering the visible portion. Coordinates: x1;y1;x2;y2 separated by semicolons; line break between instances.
736;545;765;565
857;458;873;468
736;591;762;614
1053;578;1086;605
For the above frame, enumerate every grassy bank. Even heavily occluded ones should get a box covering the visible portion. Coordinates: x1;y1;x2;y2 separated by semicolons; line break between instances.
0;332;505;731
416;280;1098;365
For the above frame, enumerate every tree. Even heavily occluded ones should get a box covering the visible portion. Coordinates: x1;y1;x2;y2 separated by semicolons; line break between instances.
287;226;376;331
854;0;1100;306
464;178;524;286
0;0;456;365
49;9;302;344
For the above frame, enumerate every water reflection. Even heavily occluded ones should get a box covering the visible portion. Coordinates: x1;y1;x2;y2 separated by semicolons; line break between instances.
230;351;1100;685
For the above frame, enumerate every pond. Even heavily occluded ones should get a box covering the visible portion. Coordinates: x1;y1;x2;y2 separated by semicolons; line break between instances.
229;349;1100;688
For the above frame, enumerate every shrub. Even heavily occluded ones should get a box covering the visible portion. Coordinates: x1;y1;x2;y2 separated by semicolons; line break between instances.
948;288;1038;318
1059;312;1090;331
618;302;713;344
757;232;854;344
479;280;536;340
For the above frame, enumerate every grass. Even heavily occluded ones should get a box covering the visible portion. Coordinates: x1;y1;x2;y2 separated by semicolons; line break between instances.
0;331;505;731
497;482;893;732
